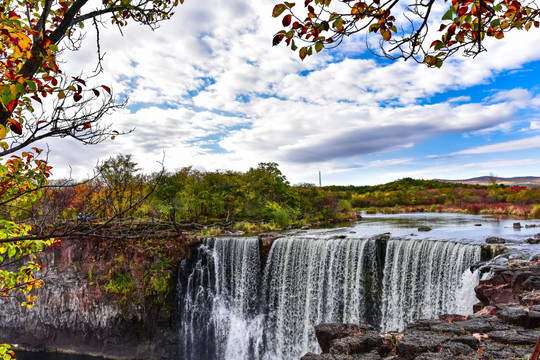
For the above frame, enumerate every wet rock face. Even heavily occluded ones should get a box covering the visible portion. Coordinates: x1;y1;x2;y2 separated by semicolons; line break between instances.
0;239;179;359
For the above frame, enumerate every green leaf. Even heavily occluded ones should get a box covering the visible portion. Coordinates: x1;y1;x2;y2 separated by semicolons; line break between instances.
315;41;324;52
272;4;287;17
493;3;503;11
490;18;500;27
442;8;454;21
8;247;16;258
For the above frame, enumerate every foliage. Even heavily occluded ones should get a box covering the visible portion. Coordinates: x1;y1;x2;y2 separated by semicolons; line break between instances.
271;0;540;66
0;0;184;355
0;147;60;328
0;0;183;156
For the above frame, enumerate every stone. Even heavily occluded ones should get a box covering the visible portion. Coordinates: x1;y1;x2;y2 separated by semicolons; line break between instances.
520;290;540;306
441;341;475;356
314;324;373;353
418;226;432;232
329;336;383;355
496;306;529;326
486;237;506;244
513;222;522;229
396;330;444;360
526;237;540;244
450;335;480;349
488;330;539;345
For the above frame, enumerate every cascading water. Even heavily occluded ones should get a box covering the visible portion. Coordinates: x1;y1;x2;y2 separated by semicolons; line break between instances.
262;237;382;360
380;239;481;332
177;237;264;360
177;235;481;360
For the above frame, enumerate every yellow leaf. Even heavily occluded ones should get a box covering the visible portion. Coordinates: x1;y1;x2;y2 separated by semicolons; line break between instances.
0;126;6;140
58;91;66;99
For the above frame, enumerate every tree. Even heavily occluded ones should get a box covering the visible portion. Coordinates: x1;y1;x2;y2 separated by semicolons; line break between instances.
0;0;183;156
1;0;183;356
271;0;540;67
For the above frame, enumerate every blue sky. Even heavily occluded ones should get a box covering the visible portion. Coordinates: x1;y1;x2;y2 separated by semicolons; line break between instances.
44;0;540;186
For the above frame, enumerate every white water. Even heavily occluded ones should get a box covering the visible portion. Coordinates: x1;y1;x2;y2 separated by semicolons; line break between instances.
178;235;482;360
380;240;480;331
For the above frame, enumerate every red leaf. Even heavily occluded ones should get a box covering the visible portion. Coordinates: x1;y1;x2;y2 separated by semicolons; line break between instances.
93;89;100;97
51;78;58;86
102;85;111;94
73;93;83;102
6;100;17;113
72;76;86;86
82;122;91;130
273;33;285;46
283;14;292;26
9;120;23;135
299;46;308;60
31;95;42;104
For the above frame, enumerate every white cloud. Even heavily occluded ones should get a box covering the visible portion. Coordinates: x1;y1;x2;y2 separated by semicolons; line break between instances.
451;135;540;155
41;0;540;183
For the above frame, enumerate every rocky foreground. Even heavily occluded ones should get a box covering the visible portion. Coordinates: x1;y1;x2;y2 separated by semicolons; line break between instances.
301;263;540;360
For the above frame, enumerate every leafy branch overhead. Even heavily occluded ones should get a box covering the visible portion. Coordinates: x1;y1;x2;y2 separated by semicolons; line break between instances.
272;0;540;66
0;0;183;154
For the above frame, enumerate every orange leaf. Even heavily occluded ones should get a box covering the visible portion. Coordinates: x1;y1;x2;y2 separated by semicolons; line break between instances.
6;100;17;113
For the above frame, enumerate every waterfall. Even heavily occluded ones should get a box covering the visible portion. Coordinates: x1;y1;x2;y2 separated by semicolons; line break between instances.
380;239;481;332
177;236;481;360
262;237;381;360
177;237;264;360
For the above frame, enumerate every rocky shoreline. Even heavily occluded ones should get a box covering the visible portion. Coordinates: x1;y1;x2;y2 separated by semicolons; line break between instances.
301;263;540;360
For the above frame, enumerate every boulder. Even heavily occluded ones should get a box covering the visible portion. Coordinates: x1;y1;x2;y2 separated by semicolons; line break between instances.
486;237;506;244
396;330;444;360
417;226;432;232
314;324;374;353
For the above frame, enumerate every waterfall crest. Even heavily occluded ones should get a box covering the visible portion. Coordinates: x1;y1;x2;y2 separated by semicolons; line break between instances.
177;236;481;360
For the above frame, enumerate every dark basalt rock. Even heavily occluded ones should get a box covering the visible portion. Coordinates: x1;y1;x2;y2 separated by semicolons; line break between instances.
486;236;506;244
314;323;374;353
396;331;445;359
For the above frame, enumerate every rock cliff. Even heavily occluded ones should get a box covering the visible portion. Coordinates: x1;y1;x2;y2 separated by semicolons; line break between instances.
0;238;185;359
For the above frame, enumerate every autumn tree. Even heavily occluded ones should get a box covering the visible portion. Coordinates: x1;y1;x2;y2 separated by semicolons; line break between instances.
1;0;183;356
272;0;540;67
0;0;183;156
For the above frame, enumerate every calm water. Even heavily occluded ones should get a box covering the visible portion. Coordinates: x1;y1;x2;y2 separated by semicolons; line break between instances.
303;212;540;247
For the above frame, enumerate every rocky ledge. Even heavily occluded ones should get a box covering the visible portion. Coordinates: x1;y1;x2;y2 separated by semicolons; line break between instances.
301;263;540;360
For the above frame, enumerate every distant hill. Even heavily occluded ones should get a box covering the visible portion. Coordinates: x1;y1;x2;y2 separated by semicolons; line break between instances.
433;176;540;187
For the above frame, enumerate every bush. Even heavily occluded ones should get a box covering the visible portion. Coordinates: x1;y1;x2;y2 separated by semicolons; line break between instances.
273;208;291;228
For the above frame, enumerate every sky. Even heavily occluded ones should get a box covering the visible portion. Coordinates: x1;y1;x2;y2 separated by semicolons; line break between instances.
40;0;540;186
